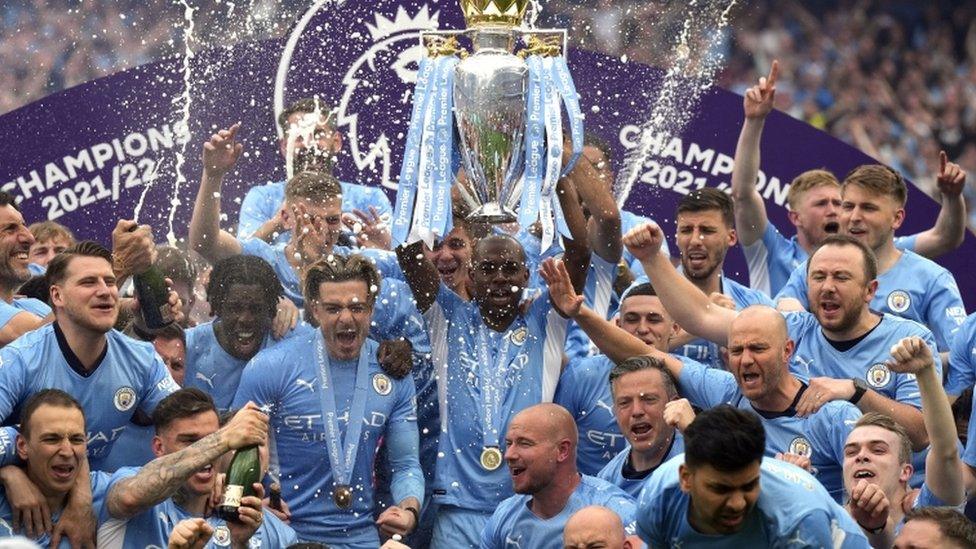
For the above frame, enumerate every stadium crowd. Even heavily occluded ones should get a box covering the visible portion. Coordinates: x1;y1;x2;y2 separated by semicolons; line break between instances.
2;1;976;549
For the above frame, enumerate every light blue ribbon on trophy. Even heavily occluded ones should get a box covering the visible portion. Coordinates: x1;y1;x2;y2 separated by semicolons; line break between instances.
314;334;371;507
392;56;436;245
413;56;450;246
540;56;570;250
520;55;546;228
550;55;583;177
430;56;458;238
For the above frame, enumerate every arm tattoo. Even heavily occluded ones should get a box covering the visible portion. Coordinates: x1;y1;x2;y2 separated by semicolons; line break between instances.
107;431;228;519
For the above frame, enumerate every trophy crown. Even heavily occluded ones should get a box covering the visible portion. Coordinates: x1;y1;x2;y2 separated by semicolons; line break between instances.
459;0;528;28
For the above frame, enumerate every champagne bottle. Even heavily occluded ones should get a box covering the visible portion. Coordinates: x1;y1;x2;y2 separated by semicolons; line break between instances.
133;265;173;330
216;445;260;523
269;482;282;511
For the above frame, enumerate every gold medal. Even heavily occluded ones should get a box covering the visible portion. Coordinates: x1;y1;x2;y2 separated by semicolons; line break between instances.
480;446;503;471
333;485;353;509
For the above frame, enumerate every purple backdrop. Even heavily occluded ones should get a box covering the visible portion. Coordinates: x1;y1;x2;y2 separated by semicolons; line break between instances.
0;0;972;307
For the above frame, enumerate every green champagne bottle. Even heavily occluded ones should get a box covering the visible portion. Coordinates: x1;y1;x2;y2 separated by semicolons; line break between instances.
133;265;173;330
216;445;260;523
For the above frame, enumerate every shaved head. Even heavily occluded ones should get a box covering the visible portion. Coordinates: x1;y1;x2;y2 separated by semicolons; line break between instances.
564;506;630;549
511;403;578;446
731;305;787;343
505;403;579;495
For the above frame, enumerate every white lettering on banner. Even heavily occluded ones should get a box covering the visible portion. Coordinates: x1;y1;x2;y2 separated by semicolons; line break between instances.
1;123;186;218
618;124;789;207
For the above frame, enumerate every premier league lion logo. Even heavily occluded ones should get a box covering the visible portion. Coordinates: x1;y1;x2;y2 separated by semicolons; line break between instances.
276;2;446;191
337;6;440;190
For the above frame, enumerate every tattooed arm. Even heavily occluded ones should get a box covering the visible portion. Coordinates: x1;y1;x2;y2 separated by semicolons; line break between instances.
105;403;269;520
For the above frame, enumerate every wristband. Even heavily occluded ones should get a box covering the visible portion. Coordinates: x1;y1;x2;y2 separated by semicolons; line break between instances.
857;520;885;535
404;506;420;533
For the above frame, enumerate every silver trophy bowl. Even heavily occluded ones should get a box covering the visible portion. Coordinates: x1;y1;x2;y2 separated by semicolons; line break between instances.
453;28;528;224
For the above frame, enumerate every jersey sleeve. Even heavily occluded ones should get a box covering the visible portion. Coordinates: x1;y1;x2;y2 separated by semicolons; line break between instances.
808;403;861;466
675;357;738;408
741;222;789;297
790;509;868;548
358;249;404;281
773;262;810;308
0;427;20;467
238;185;278;238
0;346;29;424
922;270;965;352
0;302;22;331
385;418;424;505
945;314;976;397
239;238;278;266
553;365;585;418
137;353;179;417
893;234;918;253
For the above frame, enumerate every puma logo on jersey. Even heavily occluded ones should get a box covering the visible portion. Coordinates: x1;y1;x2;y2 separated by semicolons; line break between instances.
195;372;218;389
295;378;316;392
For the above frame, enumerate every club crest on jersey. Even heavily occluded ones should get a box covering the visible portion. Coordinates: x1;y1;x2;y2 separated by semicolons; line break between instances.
866;363;892;388
212;525;231;546
373;373;392;395
113;387;136;412
510;326;528;346
788;436;813;458
886;290;911;313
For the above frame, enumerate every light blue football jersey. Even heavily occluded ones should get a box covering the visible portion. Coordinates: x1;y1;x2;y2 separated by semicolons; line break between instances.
479;475;637;549
676;356;860;502
0;324;178;470
96;467;297;548
742;221;918;297
238;180;393;246
946;311;976;397
553;355;626;475
597;435;685;499
425;285;567;512
232;334;422;545
637;455;870;548
775;250;965;351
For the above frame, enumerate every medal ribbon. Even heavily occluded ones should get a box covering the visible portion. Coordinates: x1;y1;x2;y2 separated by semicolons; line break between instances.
475;323;522;449
314;333;372;492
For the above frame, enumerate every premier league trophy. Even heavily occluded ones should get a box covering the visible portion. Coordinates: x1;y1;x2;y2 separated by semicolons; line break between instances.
391;0;584;250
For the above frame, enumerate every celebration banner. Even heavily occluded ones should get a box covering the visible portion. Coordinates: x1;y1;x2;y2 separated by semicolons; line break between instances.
0;0;972;306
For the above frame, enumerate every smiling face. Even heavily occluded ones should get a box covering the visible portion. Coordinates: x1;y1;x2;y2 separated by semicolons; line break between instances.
680;461;761;535
807;244;876;335
471;237;528;318
675;209;736;283
153;410;221;496
503;407;572;495
842;424;912;500
841;184;904;252
18;404;87;501
50;255;119;335
610;368;674;457
423;224;473;292
213;283;275;362
0;204;35;289
311;279;373;361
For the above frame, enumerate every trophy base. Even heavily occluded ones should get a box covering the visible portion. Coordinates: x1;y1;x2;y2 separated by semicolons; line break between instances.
467;203;518;224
